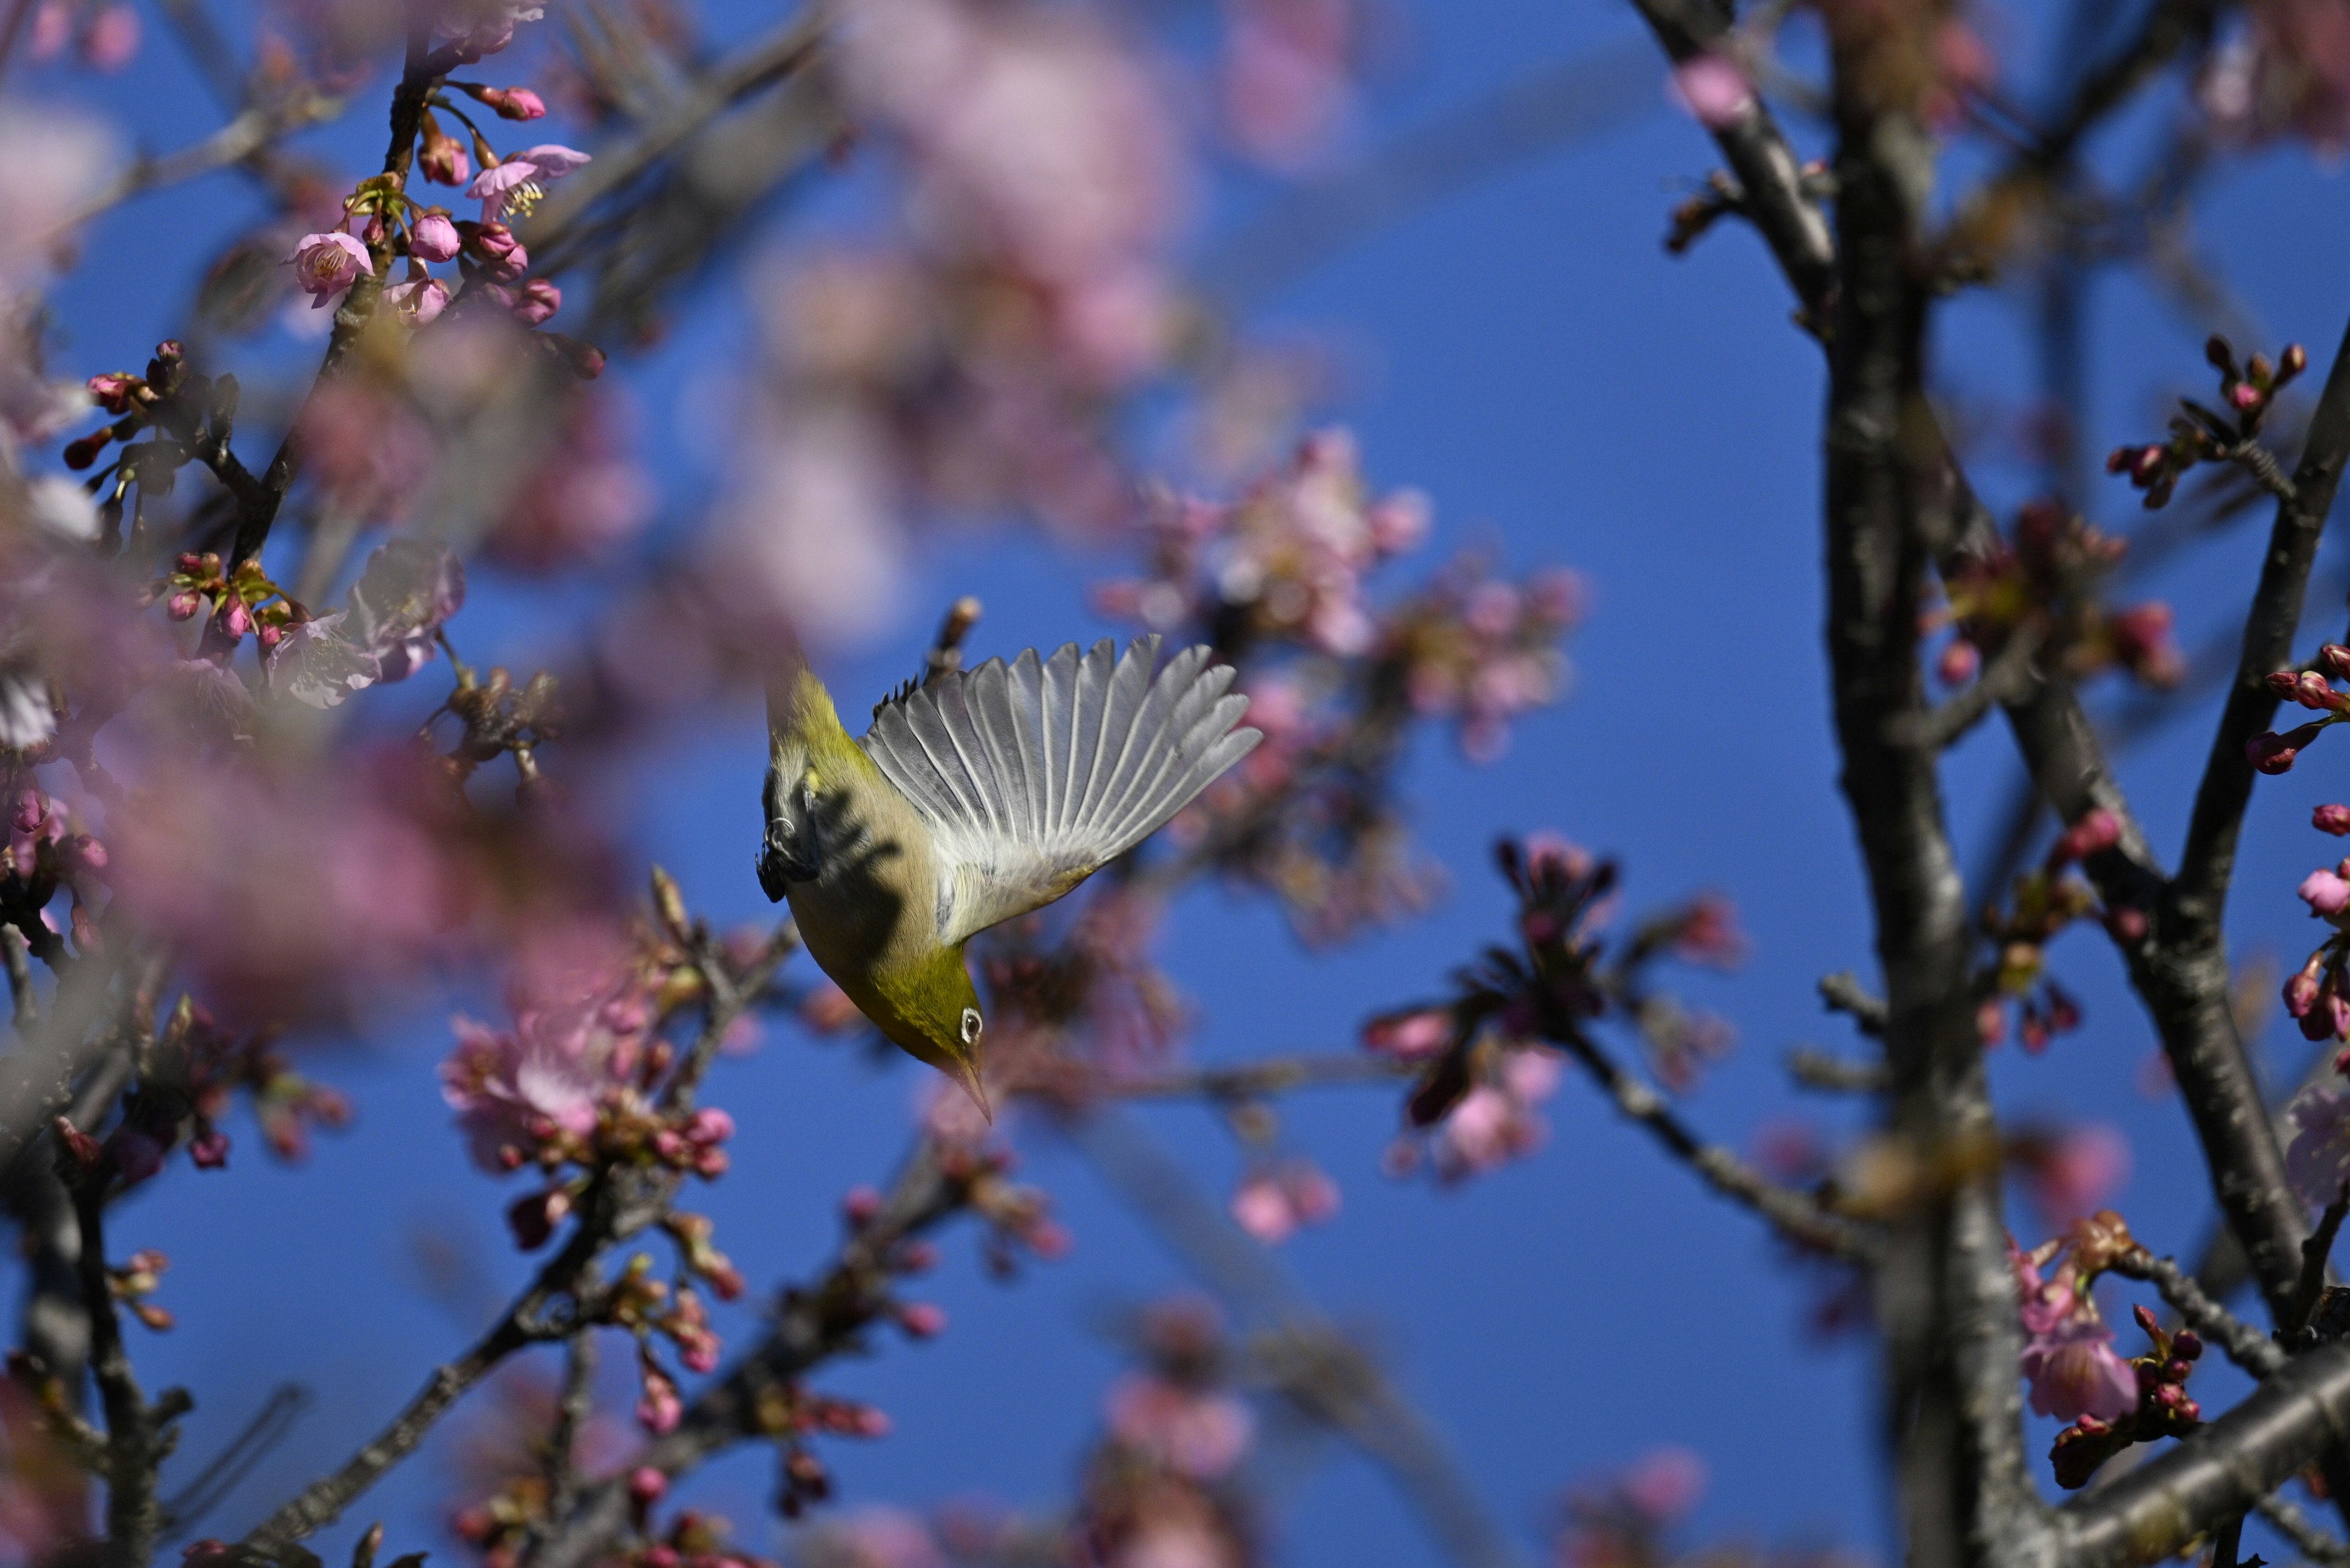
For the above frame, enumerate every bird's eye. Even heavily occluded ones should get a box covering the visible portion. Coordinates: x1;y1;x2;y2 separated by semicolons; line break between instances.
960;1007;983;1045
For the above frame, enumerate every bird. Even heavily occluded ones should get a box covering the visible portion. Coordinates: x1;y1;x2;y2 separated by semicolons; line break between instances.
758;633;1261;1115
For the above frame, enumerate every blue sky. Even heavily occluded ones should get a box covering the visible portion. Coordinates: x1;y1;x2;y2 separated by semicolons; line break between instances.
23;1;2350;1565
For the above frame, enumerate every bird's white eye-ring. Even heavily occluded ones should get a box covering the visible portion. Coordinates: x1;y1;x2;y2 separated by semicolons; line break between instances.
960;1007;983;1045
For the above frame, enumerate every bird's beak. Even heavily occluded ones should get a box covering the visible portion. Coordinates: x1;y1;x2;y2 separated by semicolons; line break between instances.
946;1053;993;1125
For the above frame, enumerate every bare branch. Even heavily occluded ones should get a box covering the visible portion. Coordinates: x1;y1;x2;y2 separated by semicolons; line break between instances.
2287;1184;2350;1342
2108;1248;2285;1378
1786;1047;1891;1094
1557;1029;1870;1258
1818;971;1889;1036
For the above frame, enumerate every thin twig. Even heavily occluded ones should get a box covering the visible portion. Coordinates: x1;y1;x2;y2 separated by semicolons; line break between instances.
159;1384;313;1540
73;1179;174;1568
1817;971;1888;1037
1786;1047;1892;1095
1096;1053;1416;1101
1556;1028;1870;1259
2286;1185;2350;1341
3;925;32;1031
62;92;346;230
1893;623;2047;750
2257;1491;2348;1562
2109;1248;2286;1377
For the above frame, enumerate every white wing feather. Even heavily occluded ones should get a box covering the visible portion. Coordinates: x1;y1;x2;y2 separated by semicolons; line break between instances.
860;636;1260;944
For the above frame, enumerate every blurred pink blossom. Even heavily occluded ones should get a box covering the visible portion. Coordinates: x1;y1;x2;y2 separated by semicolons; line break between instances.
1619;1446;1707;1524
1220;0;1358;169
2020;1316;2137;1423
1105;1375;1253;1480
2021;1124;2131;1222
1669;53;1753;129
2288;1081;2350;1208
1228;1159;1340;1244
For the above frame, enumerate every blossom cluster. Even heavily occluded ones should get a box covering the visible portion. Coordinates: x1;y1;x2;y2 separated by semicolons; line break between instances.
2105;334;2306;510
1362;834;1743;1186
1975;808;2135;1053
2249;644;2350;775
1938;501;2181;694
2199;1;2350;152
1094;433;1580;943
2011;1211;2203;1488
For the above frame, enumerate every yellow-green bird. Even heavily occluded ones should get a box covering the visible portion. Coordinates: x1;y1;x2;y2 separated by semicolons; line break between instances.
758;635;1260;1114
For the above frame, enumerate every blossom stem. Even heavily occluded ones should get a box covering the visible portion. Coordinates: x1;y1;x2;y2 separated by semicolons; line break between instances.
229;25;450;567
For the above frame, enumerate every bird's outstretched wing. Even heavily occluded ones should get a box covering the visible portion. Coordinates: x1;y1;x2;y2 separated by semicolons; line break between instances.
859;636;1260;944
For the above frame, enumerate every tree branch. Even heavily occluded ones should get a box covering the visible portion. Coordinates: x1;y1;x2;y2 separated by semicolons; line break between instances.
2107;1247;2285;1378
2176;308;2350;916
1625;0;1835;319
2056;1338;2350;1568
244;931;790;1550
1557;1028;1870;1258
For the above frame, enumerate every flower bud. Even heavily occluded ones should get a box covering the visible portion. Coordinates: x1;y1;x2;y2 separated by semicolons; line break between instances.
2284;343;2310;381
2269;670;2305;700
1938;638;1980;687
2251;722;2327;774
629;1466;668;1504
409;211;461;263
684;1107;733;1145
2288;968;2324;1018
2228;381;2264;412
896;1302;947;1338
2299;671;2341;710
188;1129;229;1168
2300;869;2350;917
842;1185;882;1227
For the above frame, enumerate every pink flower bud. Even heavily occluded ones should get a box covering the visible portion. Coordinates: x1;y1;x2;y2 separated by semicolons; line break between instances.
2319;805;2350;836
53;1116;101;1170
2288;968;2324;1018
2270;670;2305;700
218;599;252;639
2299;671;2341;710
2229;381;2265;411
684;1107;733;1144
629;1467;668;1504
2132;445;2166;483
1938;638;1980;687
692;1146;728;1179
188;1129;229;1168
2302;869;2350;917
485;86;547;120
166;589;200;620
1362;1008;1453;1061
511;278;562;326
409;212;461;263
2104;905;2148;943
2285;343;2310;380
506;1186;571;1249
87;371;136;413
2058;809;2121;862
897;1302;947;1338
2251;723;2327;774
842;1185;882;1226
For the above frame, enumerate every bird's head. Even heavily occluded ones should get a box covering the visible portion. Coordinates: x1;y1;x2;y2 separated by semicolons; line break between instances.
870;944;991;1121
